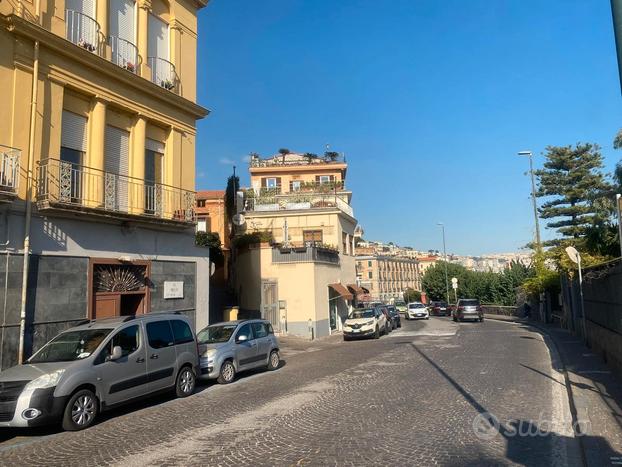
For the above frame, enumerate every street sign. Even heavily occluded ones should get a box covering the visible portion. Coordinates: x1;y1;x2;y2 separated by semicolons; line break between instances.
451;277;458;289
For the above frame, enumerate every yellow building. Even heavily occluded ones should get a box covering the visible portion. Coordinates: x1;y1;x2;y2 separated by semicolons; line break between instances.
355;255;421;303
0;0;209;367
235;152;360;338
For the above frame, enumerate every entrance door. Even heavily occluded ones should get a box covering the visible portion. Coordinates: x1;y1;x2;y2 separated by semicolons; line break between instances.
261;280;279;333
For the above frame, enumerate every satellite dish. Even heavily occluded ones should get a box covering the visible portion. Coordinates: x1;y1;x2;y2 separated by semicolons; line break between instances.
232;213;246;226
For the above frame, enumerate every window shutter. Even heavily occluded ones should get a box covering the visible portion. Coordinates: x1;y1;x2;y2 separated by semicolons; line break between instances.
275;177;281;189
148;14;169;59
145;138;165;154
61;110;87;152
105;125;130;211
315;175;320;183
109;0;135;42
66;0;95;16
261;177;267;187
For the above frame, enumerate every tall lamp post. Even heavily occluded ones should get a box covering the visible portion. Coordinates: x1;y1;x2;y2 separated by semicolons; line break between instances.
518;151;542;250
437;222;450;304
566;246;587;344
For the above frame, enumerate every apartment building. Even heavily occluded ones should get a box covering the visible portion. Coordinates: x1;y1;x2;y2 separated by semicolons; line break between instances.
356;255;421;303
196;190;227;242
235;152;361;338
0;0;209;367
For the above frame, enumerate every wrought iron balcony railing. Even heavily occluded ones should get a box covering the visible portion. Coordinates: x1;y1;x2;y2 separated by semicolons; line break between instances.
0;146;20;195
147;57;178;93
36;158;195;224
65;10;101;54
244;191;353;217
249;153;346;167
272;245;340;265
109;36;139;73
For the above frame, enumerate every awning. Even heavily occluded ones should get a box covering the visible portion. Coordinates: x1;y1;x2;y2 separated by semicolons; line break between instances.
347;284;365;296
329;283;354;301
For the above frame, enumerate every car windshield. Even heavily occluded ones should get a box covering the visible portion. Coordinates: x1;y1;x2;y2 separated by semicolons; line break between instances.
28;329;113;363
349;309;375;319
409;303;425;309
197;325;238;344
460;300;480;306
395;301;405;306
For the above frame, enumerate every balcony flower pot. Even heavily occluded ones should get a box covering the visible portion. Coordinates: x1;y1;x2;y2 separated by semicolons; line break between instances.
124;62;135;73
78;38;96;52
161;79;175;91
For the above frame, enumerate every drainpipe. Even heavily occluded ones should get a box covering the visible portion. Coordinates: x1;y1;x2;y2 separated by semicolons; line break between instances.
18;0;41;364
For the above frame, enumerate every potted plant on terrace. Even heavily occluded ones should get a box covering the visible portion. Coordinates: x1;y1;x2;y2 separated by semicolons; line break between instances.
78;38;96;52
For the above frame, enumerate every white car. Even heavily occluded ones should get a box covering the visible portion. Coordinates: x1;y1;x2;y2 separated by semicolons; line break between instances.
406;302;429;320
343;306;390;340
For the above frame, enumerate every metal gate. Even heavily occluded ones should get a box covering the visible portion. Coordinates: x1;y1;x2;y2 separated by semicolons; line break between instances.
261;280;280;332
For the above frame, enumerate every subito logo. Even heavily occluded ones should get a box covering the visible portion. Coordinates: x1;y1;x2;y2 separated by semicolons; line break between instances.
472;412;500;440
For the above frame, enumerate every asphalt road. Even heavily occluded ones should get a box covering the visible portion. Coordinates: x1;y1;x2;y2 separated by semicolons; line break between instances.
0;317;583;466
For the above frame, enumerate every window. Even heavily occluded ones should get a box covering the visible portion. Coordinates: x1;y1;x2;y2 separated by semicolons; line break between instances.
342;232;348;255
236;323;253;341
319;175;331;184
145;140;163;214
251;322;268;339
97;325;140;363
61;110;87;202
368;261;372;267
266;178;278;188
303;230;323;244
291;180;301;191
146;321;174;349
197;200;206;208
171;320;194;345
368;271;373;279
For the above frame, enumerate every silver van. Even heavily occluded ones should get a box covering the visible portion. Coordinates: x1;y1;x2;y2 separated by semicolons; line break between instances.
196;319;280;384
0;312;199;431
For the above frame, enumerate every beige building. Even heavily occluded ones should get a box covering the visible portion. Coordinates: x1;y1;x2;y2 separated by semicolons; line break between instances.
356;255;421;303
0;0;208;366
235;152;360;338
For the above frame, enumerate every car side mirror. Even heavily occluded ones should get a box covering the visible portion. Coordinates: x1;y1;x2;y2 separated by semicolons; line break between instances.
236;334;248;343
108;345;123;361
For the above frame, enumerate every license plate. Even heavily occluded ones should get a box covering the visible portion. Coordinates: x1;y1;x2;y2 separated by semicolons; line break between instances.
352;329;360;333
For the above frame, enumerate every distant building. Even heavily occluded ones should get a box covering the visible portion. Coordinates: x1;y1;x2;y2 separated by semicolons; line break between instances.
355;255;421;303
235;151;361;338
196;190;229;246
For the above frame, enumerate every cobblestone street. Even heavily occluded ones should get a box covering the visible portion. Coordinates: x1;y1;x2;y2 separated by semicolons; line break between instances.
0;318;585;466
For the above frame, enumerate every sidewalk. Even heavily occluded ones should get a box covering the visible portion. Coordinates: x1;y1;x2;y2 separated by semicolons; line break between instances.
485;313;622;466
278;332;343;357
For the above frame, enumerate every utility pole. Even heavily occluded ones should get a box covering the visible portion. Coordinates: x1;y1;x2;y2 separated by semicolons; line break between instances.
437;223;450;304
611;0;622;94
518;151;542;250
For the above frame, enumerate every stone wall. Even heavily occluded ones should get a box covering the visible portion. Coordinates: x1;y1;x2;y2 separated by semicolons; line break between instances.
482;305;520;316
150;260;197;329
0;253;89;370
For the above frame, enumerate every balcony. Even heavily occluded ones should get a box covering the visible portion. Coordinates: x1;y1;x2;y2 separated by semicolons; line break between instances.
65;10;101;54
245;191;353;217
272;244;340;266
109;36;139;73
250;152;346;167
36;158;195;227
148;57;179;93
0;146;20;201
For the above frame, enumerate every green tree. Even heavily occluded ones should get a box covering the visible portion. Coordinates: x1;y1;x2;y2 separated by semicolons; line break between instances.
403;288;421;303
421;262;469;302
225;174;240;222
196;231;224;266
535;144;612;243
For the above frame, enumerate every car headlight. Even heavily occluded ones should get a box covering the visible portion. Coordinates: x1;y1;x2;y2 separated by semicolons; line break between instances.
364;320;375;326
201;349;216;364
24;369;65;391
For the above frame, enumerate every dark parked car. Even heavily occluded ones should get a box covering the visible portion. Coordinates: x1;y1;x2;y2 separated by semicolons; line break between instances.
430;301;450;316
386;305;401;329
452;299;484;322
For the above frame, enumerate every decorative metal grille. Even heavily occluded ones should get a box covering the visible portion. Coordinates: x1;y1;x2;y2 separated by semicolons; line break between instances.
184;191;195;221
104;172;116;211
154;184;163;217
59;161;73;203
94;264;147;292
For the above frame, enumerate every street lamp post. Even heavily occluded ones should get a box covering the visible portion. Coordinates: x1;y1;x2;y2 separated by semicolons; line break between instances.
566;246;587;344
518;151;542;250
437;222;450;305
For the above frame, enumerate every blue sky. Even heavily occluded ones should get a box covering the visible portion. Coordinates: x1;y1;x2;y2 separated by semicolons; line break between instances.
195;0;622;255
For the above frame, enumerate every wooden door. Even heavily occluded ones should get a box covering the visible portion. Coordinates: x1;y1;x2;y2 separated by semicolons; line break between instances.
94;294;120;319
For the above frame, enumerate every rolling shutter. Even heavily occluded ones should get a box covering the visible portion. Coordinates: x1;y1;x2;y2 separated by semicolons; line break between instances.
66;0;95;17
109;0;135;42
105;125;130;212
61;110;87;152
148;14;169;59
146;138;165;154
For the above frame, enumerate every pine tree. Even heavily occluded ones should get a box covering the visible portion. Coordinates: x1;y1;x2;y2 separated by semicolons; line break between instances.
535;144;612;243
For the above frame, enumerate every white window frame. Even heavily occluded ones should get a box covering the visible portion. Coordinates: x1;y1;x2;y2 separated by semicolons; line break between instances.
266;178;277;188
319;175;330;184
291;180;301;191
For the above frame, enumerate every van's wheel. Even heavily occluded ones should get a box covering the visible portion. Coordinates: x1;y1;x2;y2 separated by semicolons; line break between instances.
267;350;280;370
217;360;236;384
176;366;196;397
62;389;98;431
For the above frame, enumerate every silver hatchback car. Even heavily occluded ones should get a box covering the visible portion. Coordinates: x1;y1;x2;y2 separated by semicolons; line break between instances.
196;319;280;384
0;313;199;431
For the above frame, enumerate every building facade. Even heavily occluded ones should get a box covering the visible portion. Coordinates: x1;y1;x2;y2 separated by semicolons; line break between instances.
235;152;360;339
0;0;209;368
356;255;421;303
196;189;228;246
